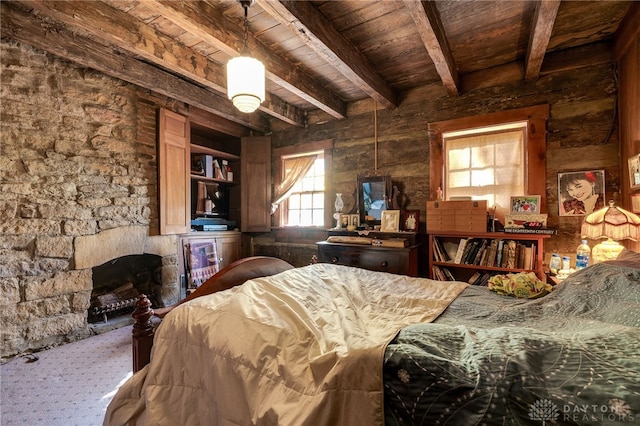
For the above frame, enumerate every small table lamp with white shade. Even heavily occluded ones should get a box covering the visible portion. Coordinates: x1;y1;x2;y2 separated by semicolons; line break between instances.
580;201;640;263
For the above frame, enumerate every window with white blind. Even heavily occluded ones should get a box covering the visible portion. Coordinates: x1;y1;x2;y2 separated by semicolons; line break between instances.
429;105;549;221
444;122;526;213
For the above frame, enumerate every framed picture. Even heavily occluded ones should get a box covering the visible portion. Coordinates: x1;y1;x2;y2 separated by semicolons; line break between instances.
339;214;350;228
402;209;420;231
349;214;360;227
631;194;640;213
380;210;400;232
509;196;541;214
183;240;219;289
629;154;640;190
558;170;605;216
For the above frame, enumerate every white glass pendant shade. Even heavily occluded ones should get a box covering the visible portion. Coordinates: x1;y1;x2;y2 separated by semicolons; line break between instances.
226;55;265;113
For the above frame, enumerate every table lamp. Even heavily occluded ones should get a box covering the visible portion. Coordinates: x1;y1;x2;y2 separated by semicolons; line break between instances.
581;201;640;263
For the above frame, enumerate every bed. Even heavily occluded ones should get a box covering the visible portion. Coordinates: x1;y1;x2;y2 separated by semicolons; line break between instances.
105;251;640;425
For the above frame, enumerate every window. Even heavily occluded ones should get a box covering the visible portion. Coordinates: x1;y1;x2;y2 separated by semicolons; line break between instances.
283;153;325;226
429;105;548;221
273;139;334;228
444;122;526;213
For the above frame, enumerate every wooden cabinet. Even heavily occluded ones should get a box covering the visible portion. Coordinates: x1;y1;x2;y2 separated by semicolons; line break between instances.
241;136;271;232
317;241;420;276
159;109;274;234
178;231;242;297
429;231;550;283
158;108;190;235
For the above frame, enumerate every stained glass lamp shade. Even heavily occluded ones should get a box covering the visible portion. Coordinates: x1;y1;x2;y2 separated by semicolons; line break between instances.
581;201;640;263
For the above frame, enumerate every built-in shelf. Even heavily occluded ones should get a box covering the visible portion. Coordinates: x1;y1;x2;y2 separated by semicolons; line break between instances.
429;231;550;283
190;174;238;185
190;144;240;160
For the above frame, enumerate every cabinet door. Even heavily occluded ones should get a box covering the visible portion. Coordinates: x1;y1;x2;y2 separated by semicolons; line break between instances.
241;136;271;232
158;109;190;234
215;233;242;269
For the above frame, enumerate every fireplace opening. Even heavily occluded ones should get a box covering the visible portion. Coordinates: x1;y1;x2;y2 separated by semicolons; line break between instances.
89;254;163;323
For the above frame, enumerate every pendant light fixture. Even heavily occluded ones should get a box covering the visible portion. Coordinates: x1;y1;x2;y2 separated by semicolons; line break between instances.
226;0;265;113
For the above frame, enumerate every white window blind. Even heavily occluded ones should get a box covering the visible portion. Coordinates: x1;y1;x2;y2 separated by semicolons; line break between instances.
444;124;526;212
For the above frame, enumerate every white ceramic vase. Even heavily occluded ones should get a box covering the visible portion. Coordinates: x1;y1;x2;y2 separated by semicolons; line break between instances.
334;193;344;212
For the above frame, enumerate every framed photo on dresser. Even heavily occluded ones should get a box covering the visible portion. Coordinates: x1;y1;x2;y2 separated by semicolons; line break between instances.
402;210;419;231
381;210;400;232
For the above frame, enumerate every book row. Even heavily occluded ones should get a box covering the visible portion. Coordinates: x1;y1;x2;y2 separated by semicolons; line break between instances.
432;265;495;285
192;155;234;181
432;237;538;271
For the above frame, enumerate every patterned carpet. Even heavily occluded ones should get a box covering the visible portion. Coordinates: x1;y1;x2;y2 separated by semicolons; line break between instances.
1;325;132;426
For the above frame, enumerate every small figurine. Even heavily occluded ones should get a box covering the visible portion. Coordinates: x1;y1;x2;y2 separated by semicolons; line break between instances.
391;185;400;209
436;186;444;201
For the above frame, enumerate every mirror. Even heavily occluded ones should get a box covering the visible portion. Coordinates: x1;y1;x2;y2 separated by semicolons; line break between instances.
357;175;392;226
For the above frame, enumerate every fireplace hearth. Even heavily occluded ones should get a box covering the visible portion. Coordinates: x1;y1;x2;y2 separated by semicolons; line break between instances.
89;254;162;323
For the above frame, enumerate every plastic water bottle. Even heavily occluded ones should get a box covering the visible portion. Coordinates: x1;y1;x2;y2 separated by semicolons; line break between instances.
576;240;591;270
549;254;562;275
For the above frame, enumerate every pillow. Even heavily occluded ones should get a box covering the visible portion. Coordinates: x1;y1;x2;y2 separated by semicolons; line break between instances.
602;248;640;269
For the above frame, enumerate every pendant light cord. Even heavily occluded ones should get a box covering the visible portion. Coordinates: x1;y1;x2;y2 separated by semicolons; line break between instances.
243;4;249;49
374;100;378;172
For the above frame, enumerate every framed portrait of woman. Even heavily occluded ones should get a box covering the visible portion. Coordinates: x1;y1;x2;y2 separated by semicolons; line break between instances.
557;170;605;216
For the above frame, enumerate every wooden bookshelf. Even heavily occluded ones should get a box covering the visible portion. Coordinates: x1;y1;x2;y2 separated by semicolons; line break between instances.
428;231;550;283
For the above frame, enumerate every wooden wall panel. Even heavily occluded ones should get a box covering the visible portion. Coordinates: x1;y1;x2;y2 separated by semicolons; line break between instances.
615;2;640;252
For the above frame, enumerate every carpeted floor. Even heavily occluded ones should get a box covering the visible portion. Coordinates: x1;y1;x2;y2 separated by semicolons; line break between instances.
1;325;133;426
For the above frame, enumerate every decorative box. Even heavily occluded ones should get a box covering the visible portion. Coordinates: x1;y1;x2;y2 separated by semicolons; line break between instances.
426;200;488;232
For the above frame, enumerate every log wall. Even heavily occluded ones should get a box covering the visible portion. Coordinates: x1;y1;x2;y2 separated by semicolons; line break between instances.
257;61;621;266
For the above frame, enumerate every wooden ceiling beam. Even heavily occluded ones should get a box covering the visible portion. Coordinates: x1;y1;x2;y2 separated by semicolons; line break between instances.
540;41;612;75
0;2;267;133
525;0;561;81
16;0;305;127
403;0;459;96
256;0;399;109
140;0;346;119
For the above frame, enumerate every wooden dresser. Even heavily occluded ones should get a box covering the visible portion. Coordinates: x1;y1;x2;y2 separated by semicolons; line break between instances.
316;231;422;276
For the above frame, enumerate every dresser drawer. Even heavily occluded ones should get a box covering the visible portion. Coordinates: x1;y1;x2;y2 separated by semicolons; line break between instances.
317;242;419;276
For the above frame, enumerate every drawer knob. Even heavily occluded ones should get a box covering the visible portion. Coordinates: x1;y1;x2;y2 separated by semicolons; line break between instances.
380;261;388;268
331;256;339;264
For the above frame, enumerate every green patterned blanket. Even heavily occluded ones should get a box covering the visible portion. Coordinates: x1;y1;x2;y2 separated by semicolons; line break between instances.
384;262;640;425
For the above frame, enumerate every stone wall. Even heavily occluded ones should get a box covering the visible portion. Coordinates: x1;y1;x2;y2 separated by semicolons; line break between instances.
0;35;625;357
0;40;178;358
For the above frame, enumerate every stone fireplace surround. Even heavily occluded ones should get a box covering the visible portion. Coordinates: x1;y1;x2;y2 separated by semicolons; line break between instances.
75;226;180;311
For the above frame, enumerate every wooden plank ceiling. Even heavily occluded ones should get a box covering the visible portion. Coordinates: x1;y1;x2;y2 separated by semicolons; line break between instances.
1;0;634;133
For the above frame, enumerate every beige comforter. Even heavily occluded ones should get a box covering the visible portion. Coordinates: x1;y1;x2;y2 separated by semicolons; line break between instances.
104;263;467;426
